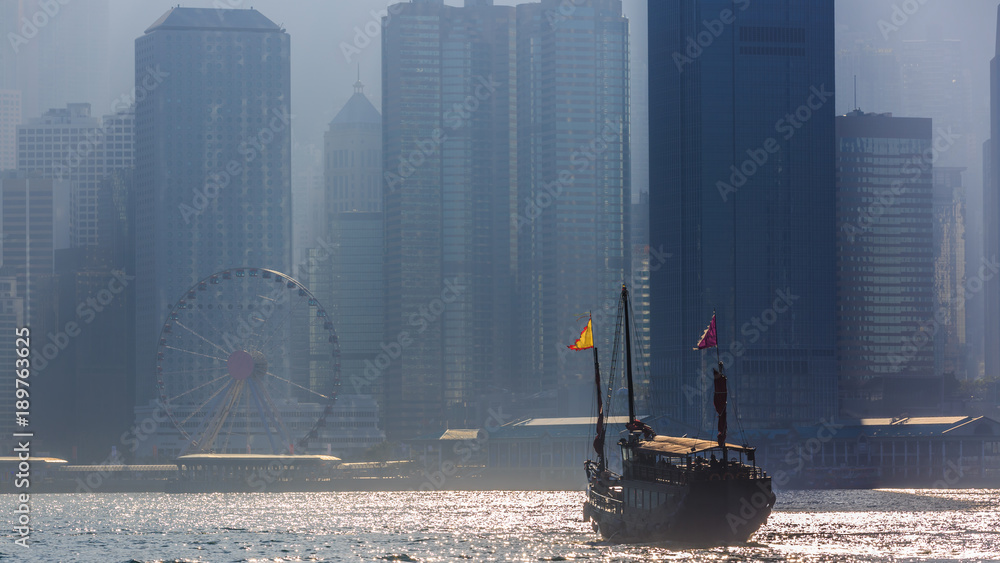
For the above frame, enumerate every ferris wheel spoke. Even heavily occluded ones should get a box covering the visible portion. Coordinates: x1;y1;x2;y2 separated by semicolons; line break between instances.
252;376;295;453
200;380;244;452
167;373;231;403
264;370;330;401
248;377;283;454
248;289;296;353
159;366;231;376
174;320;231;356
195;302;241;353
163;345;229;363
243;382;253;453
179;379;234;428
179;381;236;454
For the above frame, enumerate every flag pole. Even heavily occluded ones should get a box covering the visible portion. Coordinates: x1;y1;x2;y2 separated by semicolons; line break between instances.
713;308;721;368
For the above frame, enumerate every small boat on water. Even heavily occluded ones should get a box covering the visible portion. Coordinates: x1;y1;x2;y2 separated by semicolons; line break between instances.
580;285;775;544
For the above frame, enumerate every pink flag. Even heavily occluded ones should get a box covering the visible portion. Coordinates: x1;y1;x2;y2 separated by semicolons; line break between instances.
694;314;717;350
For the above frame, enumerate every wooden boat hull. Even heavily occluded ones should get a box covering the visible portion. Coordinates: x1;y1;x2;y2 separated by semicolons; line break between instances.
583;477;774;544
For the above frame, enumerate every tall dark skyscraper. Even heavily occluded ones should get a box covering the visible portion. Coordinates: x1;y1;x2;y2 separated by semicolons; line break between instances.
382;0;517;439
516;0;631;396
648;0;837;430
133;8;292;406
987;7;1000;381
836;112;937;417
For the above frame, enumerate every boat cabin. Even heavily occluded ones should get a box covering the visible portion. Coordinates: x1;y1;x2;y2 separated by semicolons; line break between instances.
621;435;765;485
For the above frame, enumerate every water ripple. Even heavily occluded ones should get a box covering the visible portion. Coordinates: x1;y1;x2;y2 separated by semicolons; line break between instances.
3;489;998;562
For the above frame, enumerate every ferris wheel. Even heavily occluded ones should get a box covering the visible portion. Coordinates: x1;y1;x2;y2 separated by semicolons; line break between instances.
154;268;341;455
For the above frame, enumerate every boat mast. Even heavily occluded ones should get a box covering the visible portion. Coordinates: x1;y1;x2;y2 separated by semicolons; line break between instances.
623;285;636;424
592;344;605;472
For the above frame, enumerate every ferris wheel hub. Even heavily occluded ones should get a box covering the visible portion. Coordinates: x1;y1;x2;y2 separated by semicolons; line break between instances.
227;350;254;381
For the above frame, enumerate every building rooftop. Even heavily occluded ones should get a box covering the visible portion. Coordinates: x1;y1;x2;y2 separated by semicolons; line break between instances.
146;7;282;34
175;454;341;464
330;82;381;126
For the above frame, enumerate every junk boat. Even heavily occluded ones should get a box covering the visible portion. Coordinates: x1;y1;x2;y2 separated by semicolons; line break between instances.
580;285;775;544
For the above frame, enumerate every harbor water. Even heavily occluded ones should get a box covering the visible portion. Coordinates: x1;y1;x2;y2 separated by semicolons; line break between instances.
5;488;1000;562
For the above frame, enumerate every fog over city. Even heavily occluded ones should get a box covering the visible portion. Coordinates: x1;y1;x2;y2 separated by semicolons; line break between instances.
4;0;1000;559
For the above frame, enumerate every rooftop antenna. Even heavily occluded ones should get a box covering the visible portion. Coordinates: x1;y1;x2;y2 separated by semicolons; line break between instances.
354;64;364;94
853;75;859;112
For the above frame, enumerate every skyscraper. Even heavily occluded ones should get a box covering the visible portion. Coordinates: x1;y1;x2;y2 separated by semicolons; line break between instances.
835;34;901;116
987;8;1000;381
0;276;24;454
836;112;937;417
133;8;292;406
382;0;518;439
326;79;381;215
933;167;966;383
516;0;631;397
17;103;134;248
307;80;383;399
648;0;837;430
0;174;66;321
0;89;20;171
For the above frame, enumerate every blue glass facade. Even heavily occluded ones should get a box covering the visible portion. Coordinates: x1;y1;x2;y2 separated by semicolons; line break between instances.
836;113;936;416
987;8;1000;381
382;0;517;439
648;0;836;431
516;0;630;396
134;8;292;405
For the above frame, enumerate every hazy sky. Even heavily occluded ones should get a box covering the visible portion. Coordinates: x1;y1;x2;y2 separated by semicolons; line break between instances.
105;0;646;178
99;1;997;180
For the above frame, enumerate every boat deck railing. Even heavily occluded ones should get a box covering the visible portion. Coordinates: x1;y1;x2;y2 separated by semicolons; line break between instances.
626;461;767;485
587;485;623;515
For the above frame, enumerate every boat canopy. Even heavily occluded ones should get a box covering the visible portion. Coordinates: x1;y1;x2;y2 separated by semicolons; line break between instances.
635;436;753;458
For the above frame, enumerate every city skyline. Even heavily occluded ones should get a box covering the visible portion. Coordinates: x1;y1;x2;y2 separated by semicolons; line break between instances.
0;1;996;463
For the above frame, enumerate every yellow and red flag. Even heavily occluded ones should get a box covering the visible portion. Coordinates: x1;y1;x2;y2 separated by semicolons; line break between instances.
568;319;594;350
